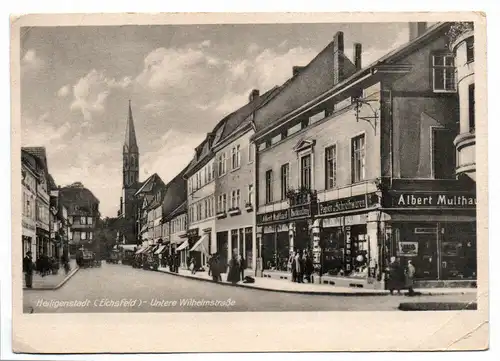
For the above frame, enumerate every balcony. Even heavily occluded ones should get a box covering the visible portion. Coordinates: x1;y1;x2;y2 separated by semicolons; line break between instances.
216;211;227;219
228;207;241;216
245;202;254;212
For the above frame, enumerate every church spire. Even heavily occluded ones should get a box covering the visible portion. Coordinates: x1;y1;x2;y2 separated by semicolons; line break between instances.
124;100;138;152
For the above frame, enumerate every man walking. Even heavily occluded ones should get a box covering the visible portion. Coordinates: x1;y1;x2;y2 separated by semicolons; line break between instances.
23;251;34;288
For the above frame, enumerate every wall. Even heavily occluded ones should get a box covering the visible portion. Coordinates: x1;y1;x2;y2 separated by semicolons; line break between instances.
215;128;255;232
257;82;382;209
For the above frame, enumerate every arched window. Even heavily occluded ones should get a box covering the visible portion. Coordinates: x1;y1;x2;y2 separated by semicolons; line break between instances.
124;156;129;169
130;155;136;167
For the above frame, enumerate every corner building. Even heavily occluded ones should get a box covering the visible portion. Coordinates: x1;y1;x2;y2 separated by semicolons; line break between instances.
253;23;476;288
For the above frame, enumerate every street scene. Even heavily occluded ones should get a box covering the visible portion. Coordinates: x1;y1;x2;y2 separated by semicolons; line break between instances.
20;21;478;313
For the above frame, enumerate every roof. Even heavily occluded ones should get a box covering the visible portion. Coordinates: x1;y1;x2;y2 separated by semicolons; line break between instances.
59;185;100;216
124;100;138;153
22;147;49;176
214;87;281;148
253;22;450;139
134;173;164;196
163;200;187;222
161;163;189;216
254;33;356;132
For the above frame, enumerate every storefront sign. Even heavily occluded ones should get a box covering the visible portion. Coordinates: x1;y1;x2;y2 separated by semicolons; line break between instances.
289;204;311;219
318;193;378;216
391;193;476;208
257;210;289;225
187;228;199;238
397;241;419;257
22;220;36;232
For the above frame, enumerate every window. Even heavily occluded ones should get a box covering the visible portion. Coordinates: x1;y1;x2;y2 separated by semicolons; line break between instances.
81;232;87;240
325;145;337;189
207;163;212;182
432;128;456;179
231;145;241;169
300;155;312;189
351;135;366;183
231;190;237;208
466;37;474;63
469;83;475;132
87;217;93;225
258;143;267;152
248;143;255;163
89;232;93;240
265;170;273;203
218;152;227;176
288;123;302;136
80;216;87;225
236;189;240;208
197;203;202;221
271;134;282;145
432;54;456;92
68;230;73;240
211;162;216;179
247;184;254;206
222;193;227;212
280;164;289;200
204;199;208;219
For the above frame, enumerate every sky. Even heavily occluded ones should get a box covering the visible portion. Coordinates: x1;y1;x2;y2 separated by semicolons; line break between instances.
20;22;411;218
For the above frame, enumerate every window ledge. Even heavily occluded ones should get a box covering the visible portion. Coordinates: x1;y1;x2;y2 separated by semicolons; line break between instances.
216;212;227;219
228;208;241;216
231;166;241;173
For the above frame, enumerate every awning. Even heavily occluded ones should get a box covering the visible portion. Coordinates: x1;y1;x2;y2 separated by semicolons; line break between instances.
135;246;148;254
154;245;166;255
312;219;323;228
176;240;190;252
189;235;210;256
120;244;137;251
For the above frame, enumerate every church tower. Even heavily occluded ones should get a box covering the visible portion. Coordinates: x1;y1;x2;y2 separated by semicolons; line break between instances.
121;100;139;228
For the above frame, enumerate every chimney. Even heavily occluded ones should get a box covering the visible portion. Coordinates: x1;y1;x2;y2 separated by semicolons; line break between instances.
292;66;305;76
249;89;260;102
333;31;345;84
409;22;428;41
353;43;362;70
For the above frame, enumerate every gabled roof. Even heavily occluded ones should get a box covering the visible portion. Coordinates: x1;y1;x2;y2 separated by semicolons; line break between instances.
22;147;49;176
163;200;187;222
134;173;164;196
254;33;356;132
253;23;450;139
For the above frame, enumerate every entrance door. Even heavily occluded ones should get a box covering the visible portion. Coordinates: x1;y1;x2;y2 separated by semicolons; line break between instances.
294;220;310;252
216;231;228;269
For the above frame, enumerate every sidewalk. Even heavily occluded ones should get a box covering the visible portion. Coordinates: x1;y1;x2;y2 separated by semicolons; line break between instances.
157;267;477;296
23;260;79;290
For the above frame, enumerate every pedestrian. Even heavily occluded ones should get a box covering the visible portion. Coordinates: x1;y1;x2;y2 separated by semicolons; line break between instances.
405;260;416;296
23;251;34;288
210;253;221;282
289;251;297;282
294;250;304;283
386;256;403;295
238;253;246;281
207;254;213;277
303;250;314;283
227;248;240;284
189;257;196;274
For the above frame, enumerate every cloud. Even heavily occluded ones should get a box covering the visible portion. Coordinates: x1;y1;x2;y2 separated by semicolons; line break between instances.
22;112;70;148
57;85;70;97
248;43;259;54
70;69;131;124
140;129;204;182
135;43;218;91
200;40;211;48
21;49;44;74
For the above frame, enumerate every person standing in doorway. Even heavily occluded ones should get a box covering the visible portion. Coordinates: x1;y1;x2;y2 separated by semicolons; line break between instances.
23;251;34;288
227;248;240;284
238;253;246;281
295;250;304;283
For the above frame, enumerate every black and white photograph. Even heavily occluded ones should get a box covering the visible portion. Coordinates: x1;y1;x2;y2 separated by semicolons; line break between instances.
11;12;488;353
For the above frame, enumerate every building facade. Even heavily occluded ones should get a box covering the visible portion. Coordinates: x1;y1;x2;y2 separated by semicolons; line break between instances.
184;136;219;269
50;189;70;260
449;22;475;181
253;23;476;288
21;150;38;258
168;203;188;268
213;89;279;269
59;183;100;256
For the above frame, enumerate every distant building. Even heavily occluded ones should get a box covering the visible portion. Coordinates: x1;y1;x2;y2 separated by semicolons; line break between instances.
21;150;38;258
22;147;52;260
59;182;100;255
119;101;142;244
50;188;70;260
134;173;165;247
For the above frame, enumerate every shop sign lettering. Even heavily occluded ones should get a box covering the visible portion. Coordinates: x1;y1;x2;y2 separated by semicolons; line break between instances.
393;193;476;208
257;210;289;225
318;193;378;216
397;241;419;257
289;205;310;219
22;220;36;231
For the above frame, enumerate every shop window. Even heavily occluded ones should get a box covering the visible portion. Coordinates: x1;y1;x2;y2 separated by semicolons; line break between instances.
280;163;289;200
325;145;337;189
265;170;273;203
351;134;365;183
432;54;456;92
245;228;253;269
300;154;312;189
432;128;456;179
469;83;475;132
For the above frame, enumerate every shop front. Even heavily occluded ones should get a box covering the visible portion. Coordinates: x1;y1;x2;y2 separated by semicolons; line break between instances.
384;191;477;287
189;227;212;269
315;192;380;278
22;218;36;258
256;209;291;272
